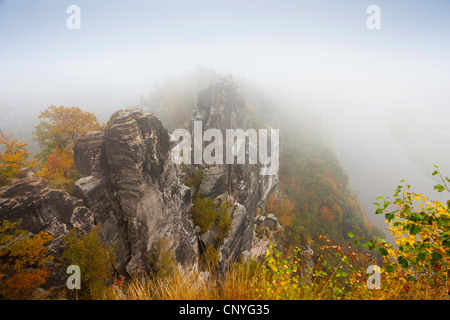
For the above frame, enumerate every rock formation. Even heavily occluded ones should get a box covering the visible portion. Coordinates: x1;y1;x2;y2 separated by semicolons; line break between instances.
73;109;198;275
0;168;94;255
189;75;278;271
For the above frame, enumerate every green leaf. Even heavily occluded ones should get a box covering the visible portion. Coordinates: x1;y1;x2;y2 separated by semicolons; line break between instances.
442;238;450;248
416;252;426;261
347;232;354;238
384;265;395;273
398;256;408;268
375;208;383;215
434;184;445;193
431;252;442;263
410;224;422;236
367;240;375;251
432;170;438;176
378;247;388;256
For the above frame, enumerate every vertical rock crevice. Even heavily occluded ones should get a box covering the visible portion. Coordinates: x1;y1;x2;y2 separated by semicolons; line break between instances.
189;75;279;271
73;109;198;276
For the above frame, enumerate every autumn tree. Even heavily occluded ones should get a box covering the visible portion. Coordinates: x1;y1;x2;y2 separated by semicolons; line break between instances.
0;220;54;299
0;131;37;185
33;105;101;161
265;194;296;228
33;106;101;193
36;147;80;193
320;205;334;223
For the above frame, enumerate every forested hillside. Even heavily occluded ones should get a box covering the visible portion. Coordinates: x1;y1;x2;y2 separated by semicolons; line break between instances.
277;108;385;247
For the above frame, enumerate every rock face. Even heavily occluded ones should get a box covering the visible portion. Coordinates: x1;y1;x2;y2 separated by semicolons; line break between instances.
190;75;278;271
73;109;198;275
0;168;94;255
197;167;227;198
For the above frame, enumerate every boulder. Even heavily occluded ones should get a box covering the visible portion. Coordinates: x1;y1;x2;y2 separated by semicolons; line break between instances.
255;213;281;229
200;229;217;248
198;167;227;197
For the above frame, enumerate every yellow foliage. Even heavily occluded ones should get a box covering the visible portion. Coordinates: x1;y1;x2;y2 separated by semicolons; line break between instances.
0;131;37;183
33;105;100;192
0;220;53;300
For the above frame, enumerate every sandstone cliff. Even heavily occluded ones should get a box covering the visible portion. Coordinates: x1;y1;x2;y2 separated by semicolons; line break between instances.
189;75;279;271
0;168;94;255
73;109;198;275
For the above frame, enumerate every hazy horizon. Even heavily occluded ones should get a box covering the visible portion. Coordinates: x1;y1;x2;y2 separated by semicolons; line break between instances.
1;1;449;113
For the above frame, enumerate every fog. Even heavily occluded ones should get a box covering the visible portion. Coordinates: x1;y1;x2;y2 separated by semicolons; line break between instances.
1;0;450;236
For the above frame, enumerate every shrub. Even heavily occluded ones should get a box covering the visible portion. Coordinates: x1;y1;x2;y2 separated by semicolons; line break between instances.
0;220;53;299
370;166;450;299
61;226;114;299
147;238;177;279
215;200;232;246
184;168;203;195
0;132;37;184
192;196;216;234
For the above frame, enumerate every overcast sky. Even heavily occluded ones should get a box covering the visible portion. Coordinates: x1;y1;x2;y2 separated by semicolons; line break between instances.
1;0;449;116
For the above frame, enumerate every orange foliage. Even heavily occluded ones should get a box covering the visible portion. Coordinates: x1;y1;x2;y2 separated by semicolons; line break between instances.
320;205;335;223
33;105;101;162
35;105;101;150
265;194;277;213
265;194;296;227
112;275;125;288
36;148;76;190
33;105;100;192
0;268;49;299
331;204;343;221
0;131;37;181
0;221;54;299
